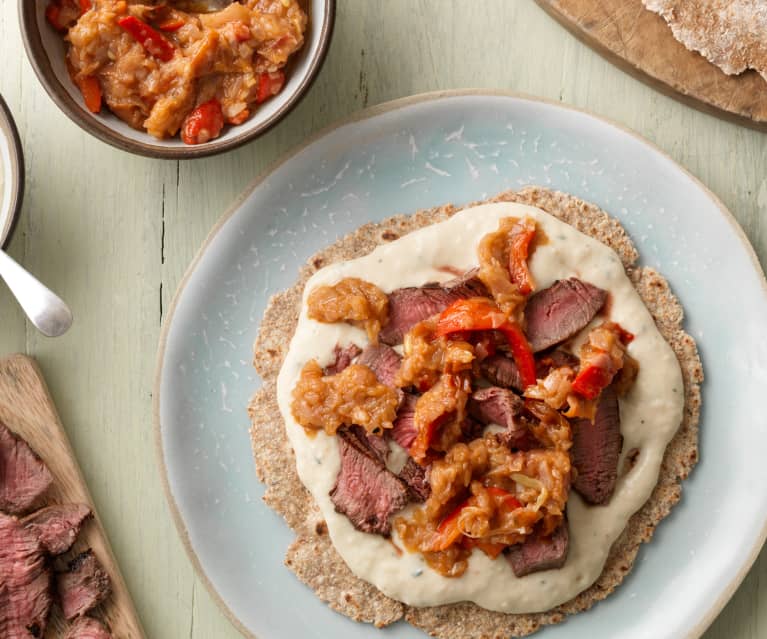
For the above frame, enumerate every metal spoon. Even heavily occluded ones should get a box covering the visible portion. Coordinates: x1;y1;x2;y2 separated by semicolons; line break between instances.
0;95;72;338
0;250;73;337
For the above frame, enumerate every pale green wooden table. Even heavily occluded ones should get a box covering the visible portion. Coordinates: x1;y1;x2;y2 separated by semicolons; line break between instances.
1;2;765;638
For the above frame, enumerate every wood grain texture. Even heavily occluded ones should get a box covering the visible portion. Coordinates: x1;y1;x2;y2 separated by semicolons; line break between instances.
0;354;145;639
536;0;767;130
0;1;765;639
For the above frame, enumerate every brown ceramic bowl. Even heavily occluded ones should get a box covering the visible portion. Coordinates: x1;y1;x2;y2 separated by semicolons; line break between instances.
19;1;334;159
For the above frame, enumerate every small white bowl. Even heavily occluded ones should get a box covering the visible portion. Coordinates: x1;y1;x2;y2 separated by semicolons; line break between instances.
19;1;335;159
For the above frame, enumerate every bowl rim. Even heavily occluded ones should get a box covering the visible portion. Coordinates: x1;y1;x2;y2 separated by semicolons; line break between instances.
0;94;24;250
18;0;336;160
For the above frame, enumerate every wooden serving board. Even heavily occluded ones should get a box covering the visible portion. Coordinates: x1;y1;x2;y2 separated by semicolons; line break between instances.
0;354;146;639
535;0;767;130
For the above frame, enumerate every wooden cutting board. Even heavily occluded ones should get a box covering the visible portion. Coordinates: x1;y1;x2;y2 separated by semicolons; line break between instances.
0;354;146;639
535;0;767;130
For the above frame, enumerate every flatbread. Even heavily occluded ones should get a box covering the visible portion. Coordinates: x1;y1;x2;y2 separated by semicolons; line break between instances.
643;0;767;80
248;186;703;637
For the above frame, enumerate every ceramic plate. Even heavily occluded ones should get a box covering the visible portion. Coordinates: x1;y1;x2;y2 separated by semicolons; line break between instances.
156;91;767;639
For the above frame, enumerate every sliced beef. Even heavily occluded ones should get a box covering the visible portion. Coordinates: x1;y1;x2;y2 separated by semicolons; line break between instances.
64;616;112;639
323;343;362;376
329;430;409;536
22;504;92;556
571;385;623;505
56;550;111;621
0;512;52;638
480;354;523;392
497;426;537;452
398;457;430;502
469;388;532;450
535;349;579;378
524;278;607;352
356;344;401;388
468;387;524;431
0;421;53;514
507;522;569;577
379;270;488;345
390;393;418;450
347;425;389;464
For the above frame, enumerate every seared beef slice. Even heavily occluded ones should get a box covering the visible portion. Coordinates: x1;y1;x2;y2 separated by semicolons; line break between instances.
379;270;488;345
346;425;389;464
391;393;418;449
64;616;112;639
0;421;53;514
398;457;430;502
0;512;52;638
57;551;111;620
524;278;607;352
571;385;623;504
330;431;409;535
323;343;362;376
356;344;401;388
507;523;569;577
468;387;523;431
469;387;531;449
480;354;523;392
23;504;92;555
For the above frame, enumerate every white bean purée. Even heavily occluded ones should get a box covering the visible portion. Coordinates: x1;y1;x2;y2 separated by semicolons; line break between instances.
276;202;684;613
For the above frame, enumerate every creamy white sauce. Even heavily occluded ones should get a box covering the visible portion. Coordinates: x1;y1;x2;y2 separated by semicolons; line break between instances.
276;202;684;613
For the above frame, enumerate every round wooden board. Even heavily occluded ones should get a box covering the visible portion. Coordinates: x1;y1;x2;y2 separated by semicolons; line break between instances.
535;0;767;131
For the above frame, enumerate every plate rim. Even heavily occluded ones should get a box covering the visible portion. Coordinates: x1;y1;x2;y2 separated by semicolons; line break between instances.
153;88;767;639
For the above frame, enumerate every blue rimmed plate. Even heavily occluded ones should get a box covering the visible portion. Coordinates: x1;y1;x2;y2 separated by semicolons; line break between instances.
155;91;767;639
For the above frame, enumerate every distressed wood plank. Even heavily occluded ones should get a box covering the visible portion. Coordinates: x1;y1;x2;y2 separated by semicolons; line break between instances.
0;354;145;638
536;0;767;129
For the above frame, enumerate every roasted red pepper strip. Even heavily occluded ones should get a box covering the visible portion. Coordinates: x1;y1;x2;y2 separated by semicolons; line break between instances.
571;361;615;400
181;99;225;145
117;15;175;62
436;298;537;388
75;75;102;113
508;217;536;295
431;499;470;551
46;0;90;31
46;4;65;31
571;323;634;400
256;71;285;103
433;488;520;554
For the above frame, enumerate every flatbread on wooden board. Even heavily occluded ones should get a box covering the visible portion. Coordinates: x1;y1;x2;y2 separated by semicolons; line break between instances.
643;0;767;81
248;186;703;637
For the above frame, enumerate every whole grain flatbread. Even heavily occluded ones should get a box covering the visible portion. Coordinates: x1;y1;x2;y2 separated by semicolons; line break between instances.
248;187;703;637
643;0;767;81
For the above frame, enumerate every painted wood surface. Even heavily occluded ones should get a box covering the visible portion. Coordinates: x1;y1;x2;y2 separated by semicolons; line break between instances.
535;0;767;129
0;354;146;639
0;2;765;638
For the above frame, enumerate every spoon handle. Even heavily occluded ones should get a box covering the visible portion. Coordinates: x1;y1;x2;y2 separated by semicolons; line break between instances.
0;250;73;337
